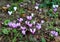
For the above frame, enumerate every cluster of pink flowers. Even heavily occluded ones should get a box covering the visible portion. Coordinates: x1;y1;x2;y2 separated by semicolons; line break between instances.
7;15;45;35
25;21;32;27
8;22;20;28
50;31;58;36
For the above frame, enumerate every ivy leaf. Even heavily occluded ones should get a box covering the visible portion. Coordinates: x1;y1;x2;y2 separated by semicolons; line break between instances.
2;29;10;34
55;28;60;34
41;37;46;42
4;19;10;25
55;28;60;32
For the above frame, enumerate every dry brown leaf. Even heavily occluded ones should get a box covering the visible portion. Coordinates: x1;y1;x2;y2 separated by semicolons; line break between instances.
2;7;8;12
21;14;26;17
55;36;60;42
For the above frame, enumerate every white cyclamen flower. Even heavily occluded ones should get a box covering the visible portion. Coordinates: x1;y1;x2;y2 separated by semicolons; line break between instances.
55;5;58;8
53;5;58;8
35;6;39;9
13;7;17;11
8;11;12;15
31;13;34;17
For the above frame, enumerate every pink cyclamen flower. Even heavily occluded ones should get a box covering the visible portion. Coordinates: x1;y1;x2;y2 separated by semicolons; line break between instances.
25;21;32;27
36;3;39;6
26;16;32;20
41;20;45;24
8;22;20;28
30;28;36;34
53;8;57;12
55;32;58;36
17;18;23;22
50;31;58;36
22;30;26;35
28;23;33;27
51;31;55;34
36;23;41;30
6;4;10;8
21;26;26;30
8;22;12;27
11;23;17;28
16;23;21;27
39;9;42;12
25;21;30;25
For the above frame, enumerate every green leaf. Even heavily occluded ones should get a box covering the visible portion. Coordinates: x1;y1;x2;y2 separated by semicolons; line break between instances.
55;28;60;32
19;0;23;2
41;37;46;42
4;19;10;25
19;34;23;38
54;12;59;18
19;8;25;14
8;3;18;11
39;4;45;8
12;37;16;42
2;29;10;34
49;9;53;13
32;0;35;4
30;20;34;23
12;29;18;33
55;28;60;34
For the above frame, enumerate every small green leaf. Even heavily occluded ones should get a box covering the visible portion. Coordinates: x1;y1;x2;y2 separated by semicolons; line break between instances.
4;20;10;25
30;20;34;23
55;28;60;34
12;29;18;33
56;28;59;31
41;37;46;42
2;29;10;34
49;9;53;13
32;0;35;4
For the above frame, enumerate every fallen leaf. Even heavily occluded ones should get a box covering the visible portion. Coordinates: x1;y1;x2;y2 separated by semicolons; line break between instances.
55;36;60;42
